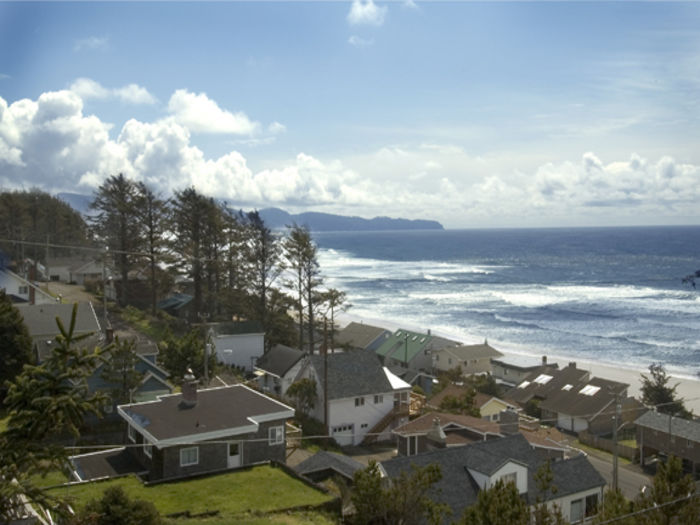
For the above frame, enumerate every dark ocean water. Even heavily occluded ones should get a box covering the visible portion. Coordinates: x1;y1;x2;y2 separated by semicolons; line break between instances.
313;226;700;378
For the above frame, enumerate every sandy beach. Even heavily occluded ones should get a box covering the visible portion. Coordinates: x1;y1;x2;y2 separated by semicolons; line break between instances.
338;313;700;415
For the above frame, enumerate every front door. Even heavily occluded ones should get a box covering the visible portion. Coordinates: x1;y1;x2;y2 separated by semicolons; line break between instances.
228;442;241;468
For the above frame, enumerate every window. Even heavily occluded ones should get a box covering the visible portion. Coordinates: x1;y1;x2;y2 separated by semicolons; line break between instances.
570;498;584;522
585;494;599;517
361;423;368;429
180;447;199;466
374;395;383;404
144;443;152;458
355;397;365;407
500;472;517;486
127;424;136;442
18;285;28;295
448;358;452;365
268;426;284;445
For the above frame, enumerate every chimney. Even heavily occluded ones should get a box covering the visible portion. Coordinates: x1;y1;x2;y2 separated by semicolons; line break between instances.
426;417;446;449
180;368;198;408
568;361;577;369
499;409;519;435
542;355;547;365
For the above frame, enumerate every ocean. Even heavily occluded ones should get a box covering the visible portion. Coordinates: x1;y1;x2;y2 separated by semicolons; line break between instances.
313;226;700;379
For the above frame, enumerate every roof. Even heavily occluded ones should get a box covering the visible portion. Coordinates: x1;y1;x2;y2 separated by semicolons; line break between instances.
308;350;400;400
381;434;604;516
635;410;700;442
336;321;390;350
294;450;365;481
384;367;412;390
393;411;501;437
437;342;503;361
214;320;264;335
375;328;433;363
16;301;101;337
156;293;192;311
505;362;589;406
70;447;145;482
539;375;629;419
118;384;294;446
255;344;304;377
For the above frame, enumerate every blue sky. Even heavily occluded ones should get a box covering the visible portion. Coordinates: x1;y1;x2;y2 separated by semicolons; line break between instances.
1;1;699;228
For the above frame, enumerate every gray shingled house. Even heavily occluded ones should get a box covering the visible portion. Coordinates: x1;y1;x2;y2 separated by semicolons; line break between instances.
381;433;605;523
636;410;700;477
117;378;295;481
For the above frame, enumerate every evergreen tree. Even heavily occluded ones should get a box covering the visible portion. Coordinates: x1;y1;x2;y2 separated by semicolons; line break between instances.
350;460;449;525
532;461;566;525
283;224;322;353
458;479;529;525
159;328;215;381
320;288;348;350
593;488;634;525
287;378;317;414
100;336;143;405
0;290;32;401
0;304;107;520
640;364;691;418
89;174;143;307
71;486;162;525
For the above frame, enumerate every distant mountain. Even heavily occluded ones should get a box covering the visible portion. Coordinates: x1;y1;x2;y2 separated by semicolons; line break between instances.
259;208;444;231
56;193;444;231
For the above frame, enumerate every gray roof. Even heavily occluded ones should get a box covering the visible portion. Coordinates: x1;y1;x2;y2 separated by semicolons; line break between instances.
506;363;589;406
336;321;390;350
437;342;503;361
294;450;365;481
381;434;604;518
16;302;101;337
255;344;304;377
635;410;700;442
539;375;628;419
309;350;394;400
118;384;294;444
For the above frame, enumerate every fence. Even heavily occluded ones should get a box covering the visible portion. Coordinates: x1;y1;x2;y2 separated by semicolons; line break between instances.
578;430;638;461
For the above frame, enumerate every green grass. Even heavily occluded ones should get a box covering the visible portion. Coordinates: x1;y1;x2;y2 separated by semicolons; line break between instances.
574;441;632;465
120;305;173;342
32;469;70;488
163;510;339;525
50;465;335;520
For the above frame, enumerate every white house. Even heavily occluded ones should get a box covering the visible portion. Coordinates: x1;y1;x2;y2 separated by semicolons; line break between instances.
0;269;55;304
290;350;411;446
212;321;265;372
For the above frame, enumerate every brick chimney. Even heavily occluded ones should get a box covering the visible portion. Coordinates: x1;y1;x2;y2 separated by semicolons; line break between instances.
180;368;198;408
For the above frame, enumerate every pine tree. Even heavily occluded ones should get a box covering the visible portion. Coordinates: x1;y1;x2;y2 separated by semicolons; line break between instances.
0;290;32;401
640;364;691;418
458;479;529;525
100;337;143;405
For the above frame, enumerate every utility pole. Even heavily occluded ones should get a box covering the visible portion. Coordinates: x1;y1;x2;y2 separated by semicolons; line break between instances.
323;319;329;436
611;390;621;491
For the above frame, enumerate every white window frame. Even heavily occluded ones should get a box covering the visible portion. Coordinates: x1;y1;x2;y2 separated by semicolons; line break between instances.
143;442;152;458
180;446;199;467
127;424;136;442
18;285;28;295
355;397;365;407
268;425;284;445
374;394;383;404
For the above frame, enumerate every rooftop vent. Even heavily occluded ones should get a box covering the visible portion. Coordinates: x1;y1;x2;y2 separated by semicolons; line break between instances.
180;368;198;408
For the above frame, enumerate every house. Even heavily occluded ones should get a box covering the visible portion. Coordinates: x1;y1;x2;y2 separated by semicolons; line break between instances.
291;350;412;446
293;450;365;483
375;328;460;371
387;365;436;395
380;433;605;523
505;361;590;409
156;292;193;319
336;321;391;351
46;256;103;284
636;410;700;477
16;301;102;362
538;376;631;435
212;321;265;372
428;384;519;421
116;378;295;481
491;356;558;387
255;343;305;396
393;410;568;460
0;268;56;304
431;341;503;375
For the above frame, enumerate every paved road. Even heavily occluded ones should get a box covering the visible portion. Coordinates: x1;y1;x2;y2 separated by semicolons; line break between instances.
586;454;652;500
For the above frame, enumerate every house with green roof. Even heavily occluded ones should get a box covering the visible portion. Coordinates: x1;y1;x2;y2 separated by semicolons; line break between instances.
375;328;459;372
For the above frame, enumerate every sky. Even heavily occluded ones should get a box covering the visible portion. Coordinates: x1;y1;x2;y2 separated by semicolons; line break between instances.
1;1;699;229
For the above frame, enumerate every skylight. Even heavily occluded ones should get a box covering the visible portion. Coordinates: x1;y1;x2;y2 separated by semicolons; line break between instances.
579;385;601;396
534;374;553;385
562;384;573;391
518;380;531;389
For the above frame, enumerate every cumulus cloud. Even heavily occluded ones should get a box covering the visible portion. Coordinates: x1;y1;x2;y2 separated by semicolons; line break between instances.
347;0;387;26
268;121;286;135
167;89;259;135
74;36;108;52
2;88;700;228
70;78;156;105
348;35;374;48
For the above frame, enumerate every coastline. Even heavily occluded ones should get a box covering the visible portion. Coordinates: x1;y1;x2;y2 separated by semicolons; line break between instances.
337;312;700;415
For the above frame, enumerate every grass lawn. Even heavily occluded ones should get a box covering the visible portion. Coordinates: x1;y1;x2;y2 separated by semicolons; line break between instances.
50;464;335;520
163;510;339;525
574;441;632;465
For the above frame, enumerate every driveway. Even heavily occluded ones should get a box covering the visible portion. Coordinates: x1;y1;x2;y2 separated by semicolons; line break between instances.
586;454;652;500
43;282;98;304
